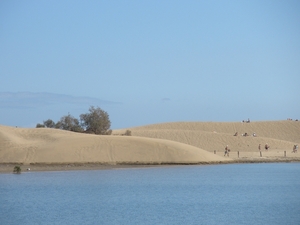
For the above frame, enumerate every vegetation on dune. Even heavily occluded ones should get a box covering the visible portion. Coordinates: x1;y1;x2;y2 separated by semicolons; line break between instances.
36;106;111;135
56;113;83;132
80;106;111;135
124;130;132;136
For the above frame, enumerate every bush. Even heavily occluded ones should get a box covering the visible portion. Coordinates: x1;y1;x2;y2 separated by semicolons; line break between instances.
13;166;21;174
56;113;83;132
124;130;131;136
36;106;111;135
36;123;45;128
43;119;56;128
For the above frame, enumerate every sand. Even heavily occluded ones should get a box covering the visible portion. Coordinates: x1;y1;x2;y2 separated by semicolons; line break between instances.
1;120;299;173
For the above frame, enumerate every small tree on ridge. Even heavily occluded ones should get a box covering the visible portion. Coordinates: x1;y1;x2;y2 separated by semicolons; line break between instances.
80;106;111;134
56;113;83;132
43;119;56;128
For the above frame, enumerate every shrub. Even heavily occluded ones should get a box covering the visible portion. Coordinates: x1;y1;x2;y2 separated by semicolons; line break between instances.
36;106;111;135
43;119;56;128
124;130;131;136
13;166;21;174
36;123;45;128
56;113;83;132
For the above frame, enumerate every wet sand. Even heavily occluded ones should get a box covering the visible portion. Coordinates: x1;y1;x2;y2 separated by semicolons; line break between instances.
2;154;299;174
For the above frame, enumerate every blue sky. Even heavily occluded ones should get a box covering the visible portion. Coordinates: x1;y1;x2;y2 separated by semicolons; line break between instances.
1;0;299;129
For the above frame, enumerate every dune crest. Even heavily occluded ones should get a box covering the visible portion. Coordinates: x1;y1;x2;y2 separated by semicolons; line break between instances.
114;121;300;153
1;120;299;166
0;125;229;164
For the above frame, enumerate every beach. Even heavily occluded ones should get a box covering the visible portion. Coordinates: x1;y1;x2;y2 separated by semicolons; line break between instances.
1;120;299;173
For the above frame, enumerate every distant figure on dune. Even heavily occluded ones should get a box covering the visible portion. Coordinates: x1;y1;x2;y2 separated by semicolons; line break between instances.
265;143;270;151
224;145;230;157
242;119;250;123
258;144;261;151
292;145;298;153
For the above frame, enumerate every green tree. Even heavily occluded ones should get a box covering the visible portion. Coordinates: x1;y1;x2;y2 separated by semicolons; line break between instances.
43;119;56;128
36;123;45;128
80;106;111;134
55;121;62;129
56;113;83;132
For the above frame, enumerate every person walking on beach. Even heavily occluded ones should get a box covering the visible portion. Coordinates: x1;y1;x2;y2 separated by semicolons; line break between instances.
258;144;262;157
224;145;230;157
292;145;298;153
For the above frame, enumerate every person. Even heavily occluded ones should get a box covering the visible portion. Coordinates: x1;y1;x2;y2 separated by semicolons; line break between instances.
265;143;269;151
253;132;256;137
292;145;298;153
258;144;261;151
224;145;230;157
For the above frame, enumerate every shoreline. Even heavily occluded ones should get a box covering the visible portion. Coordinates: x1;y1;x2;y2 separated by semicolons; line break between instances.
1;157;300;174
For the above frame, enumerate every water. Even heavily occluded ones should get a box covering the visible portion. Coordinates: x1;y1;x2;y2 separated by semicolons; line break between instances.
1;163;300;225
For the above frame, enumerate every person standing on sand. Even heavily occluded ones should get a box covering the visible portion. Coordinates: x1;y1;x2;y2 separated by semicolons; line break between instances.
258;144;261;151
224;145;230;157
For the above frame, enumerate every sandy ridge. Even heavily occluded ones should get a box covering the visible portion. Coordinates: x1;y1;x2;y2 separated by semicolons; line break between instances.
115;121;300;152
0;125;230;165
0;120;299;172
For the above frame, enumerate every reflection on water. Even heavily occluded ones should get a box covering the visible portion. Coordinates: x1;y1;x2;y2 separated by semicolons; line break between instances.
1;163;300;225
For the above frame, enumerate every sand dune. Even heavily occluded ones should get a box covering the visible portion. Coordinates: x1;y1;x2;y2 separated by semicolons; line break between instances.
0;125;229;165
114;120;300;153
1;120;299;167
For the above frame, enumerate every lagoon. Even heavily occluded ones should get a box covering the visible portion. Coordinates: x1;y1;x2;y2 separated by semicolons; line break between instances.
1;163;300;225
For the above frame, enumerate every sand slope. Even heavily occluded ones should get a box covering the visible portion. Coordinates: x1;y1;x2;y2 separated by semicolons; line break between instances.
1;120;299;165
0;125;229;164
114;121;300;153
